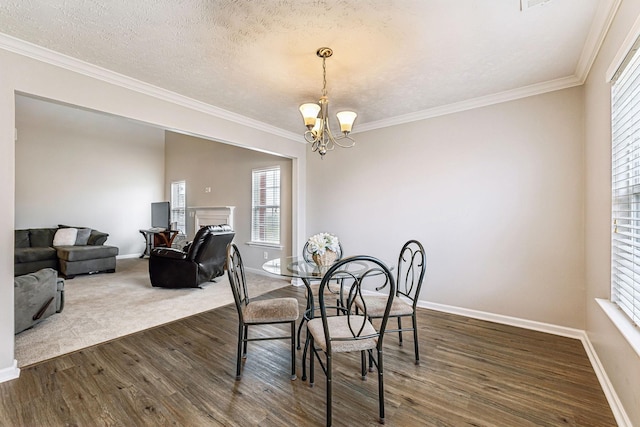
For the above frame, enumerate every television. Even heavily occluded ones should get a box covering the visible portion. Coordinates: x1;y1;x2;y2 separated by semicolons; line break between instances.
151;201;171;230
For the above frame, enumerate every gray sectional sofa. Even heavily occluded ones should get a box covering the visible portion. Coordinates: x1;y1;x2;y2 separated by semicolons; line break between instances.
14;268;64;334
15;226;119;278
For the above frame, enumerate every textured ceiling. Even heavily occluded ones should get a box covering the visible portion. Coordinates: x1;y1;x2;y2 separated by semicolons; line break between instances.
0;0;614;136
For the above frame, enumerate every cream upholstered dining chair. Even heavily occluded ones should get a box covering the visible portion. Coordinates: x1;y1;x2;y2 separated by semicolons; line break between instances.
307;255;395;426
226;243;299;380
356;240;426;365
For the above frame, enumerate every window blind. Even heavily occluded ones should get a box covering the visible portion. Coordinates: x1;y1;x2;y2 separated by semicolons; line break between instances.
611;38;640;327
170;180;186;235
251;167;281;245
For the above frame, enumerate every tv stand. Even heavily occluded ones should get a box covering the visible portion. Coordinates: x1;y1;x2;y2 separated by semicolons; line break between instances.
139;229;179;258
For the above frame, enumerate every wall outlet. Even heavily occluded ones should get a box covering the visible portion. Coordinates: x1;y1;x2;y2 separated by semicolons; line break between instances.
263;251;268;260
205;186;211;193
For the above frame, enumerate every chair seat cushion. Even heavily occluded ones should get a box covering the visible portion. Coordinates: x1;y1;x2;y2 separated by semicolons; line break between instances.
308;315;378;353
243;298;299;324
357;295;413;317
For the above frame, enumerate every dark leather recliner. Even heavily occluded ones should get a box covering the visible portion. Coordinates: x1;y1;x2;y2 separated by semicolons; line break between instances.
149;224;235;288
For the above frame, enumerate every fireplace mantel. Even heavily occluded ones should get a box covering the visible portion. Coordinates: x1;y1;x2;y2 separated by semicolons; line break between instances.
187;206;235;238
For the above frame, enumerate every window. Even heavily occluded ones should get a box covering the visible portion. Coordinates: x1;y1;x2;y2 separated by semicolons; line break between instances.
611;37;640;327
251;167;280;245
170;180;186;235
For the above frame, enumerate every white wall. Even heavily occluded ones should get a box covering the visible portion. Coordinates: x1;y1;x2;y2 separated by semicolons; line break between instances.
307;87;585;329
584;0;640;425
15;95;165;256
0;47;306;379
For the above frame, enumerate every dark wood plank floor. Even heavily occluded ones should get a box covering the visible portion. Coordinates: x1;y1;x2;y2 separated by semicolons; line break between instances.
0;285;616;426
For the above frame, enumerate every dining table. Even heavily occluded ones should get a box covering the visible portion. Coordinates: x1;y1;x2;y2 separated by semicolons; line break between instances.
262;255;375;381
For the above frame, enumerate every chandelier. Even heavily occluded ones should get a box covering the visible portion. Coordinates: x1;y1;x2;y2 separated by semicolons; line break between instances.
299;47;357;158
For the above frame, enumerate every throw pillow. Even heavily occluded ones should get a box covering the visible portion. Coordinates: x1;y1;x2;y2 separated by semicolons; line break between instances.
53;228;78;246
75;228;91;245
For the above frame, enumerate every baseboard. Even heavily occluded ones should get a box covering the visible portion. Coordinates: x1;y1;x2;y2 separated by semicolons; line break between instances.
417;300;631;426
0;360;20;383
416;300;585;338
578;332;633;427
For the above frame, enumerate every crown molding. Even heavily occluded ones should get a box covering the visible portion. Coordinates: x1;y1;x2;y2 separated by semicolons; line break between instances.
575;0;623;83
354;75;583;133
0;32;303;143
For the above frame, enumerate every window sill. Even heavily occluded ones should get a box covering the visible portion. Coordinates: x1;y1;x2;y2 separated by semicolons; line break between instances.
596;298;640;358
246;241;283;250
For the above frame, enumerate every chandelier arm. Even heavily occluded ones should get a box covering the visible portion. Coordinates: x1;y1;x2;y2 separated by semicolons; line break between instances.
332;133;356;148
304;130;318;144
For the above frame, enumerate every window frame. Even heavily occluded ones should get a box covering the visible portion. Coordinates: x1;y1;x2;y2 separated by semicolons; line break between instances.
605;18;640;359
250;166;281;246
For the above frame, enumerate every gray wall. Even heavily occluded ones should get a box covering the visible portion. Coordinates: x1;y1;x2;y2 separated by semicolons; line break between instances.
164;131;293;271
308;87;585;329
15;95;166;257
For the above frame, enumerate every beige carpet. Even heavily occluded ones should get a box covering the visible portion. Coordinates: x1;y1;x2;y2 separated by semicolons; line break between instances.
14;258;290;367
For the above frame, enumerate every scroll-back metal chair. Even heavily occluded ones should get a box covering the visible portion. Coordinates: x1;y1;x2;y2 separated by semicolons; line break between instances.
307;255;395;426
297;241;344;349
226;243;299;380
356;240;426;365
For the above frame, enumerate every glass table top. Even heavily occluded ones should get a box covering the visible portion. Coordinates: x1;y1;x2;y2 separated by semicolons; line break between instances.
262;256;372;280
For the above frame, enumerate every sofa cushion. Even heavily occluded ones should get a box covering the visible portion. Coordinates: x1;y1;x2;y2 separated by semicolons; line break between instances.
15;230;30;248
74;228;91;245
29;228;56;247
56;245;119;262
88;230;108;246
59;224;109;246
14;247;57;264
53;228;78;246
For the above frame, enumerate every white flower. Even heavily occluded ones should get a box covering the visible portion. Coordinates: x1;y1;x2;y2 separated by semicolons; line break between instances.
307;232;340;255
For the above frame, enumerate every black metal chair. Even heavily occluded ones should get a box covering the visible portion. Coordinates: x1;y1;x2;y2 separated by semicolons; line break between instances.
226;243;299;380
307;255;395;426
357;240;426;365
296;241;344;349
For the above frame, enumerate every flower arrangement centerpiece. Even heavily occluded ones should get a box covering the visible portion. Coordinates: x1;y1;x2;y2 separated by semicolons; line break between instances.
307;232;340;267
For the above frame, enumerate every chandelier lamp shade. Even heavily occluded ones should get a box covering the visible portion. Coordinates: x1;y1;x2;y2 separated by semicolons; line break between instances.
299;47;357;158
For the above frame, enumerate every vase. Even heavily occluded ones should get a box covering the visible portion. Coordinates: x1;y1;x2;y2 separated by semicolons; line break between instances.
312;249;337;267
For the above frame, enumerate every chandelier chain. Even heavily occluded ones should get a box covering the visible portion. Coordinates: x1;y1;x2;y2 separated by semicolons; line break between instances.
322;56;327;97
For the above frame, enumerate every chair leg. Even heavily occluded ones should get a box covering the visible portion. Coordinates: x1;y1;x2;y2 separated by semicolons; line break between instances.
235;322;244;380
302;328;310;381
377;348;385;424
326;353;333;427
309;337;315;387
242;324;249;358
361;350;367;380
368;345;374;372
296;317;306;350
412;314;420;365
397;317;403;347
290;321;297;380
